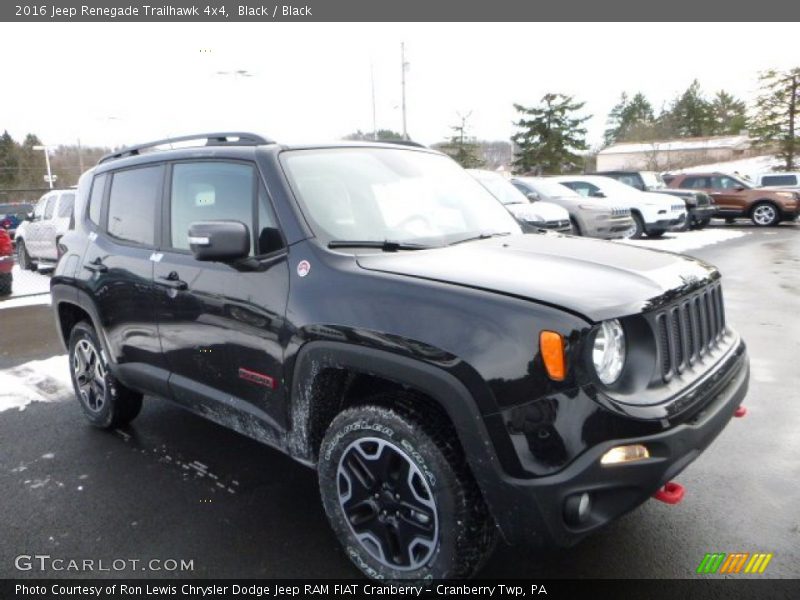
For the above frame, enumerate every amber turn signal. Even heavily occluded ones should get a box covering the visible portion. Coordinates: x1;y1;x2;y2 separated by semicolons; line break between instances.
540;331;566;381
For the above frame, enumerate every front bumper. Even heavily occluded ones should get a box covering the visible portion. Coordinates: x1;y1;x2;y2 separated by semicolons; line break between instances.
646;216;684;233
586;215;634;239
483;340;749;547
688;205;716;222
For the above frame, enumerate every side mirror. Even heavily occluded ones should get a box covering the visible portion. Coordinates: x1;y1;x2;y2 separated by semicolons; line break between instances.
735;186;745;191
188;221;250;262
526;192;540;202
26;213;35;221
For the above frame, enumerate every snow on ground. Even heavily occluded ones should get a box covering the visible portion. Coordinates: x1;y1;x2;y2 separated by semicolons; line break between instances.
0;355;71;413
618;227;748;253
4;264;52;299
0;292;51;310
673;155;781;181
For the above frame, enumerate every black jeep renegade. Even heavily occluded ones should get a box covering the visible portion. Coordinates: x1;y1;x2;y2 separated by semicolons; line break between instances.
51;132;749;579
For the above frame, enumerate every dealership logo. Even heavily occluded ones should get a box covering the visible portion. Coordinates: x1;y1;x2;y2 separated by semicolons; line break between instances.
696;552;773;574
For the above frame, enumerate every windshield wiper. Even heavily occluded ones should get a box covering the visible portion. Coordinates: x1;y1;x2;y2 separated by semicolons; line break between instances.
447;231;512;246
327;240;433;251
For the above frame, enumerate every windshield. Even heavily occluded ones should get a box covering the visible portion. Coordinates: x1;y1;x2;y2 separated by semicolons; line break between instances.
469;171;527;205
589;177;643;195
641;172;666;189
282;148;521;246
519;178;581;198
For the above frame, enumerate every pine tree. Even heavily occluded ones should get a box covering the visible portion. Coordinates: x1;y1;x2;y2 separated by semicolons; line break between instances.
604;92;655;145
16;133;43;188
710;91;747;135
668;80;714;137
0;130;18;188
751;68;800;170
440;113;483;168
511;94;590;175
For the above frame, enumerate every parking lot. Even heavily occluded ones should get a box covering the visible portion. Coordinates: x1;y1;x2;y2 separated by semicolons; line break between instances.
1;221;798;579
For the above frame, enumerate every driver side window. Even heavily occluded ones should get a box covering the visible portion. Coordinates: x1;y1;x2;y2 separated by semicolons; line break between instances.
714;176;739;189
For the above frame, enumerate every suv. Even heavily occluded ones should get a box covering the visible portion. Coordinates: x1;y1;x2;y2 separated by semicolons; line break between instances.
668;172;800;227
15;189;76;270
595;171;715;230
552;175;687;238
754;171;800;190
0;202;34;239
52;133;750;579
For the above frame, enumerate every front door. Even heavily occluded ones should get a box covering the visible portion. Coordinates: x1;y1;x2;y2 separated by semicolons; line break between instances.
154;160;290;433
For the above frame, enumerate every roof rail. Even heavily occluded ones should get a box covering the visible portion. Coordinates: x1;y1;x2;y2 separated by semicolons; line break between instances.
380;139;427;148
98;132;274;164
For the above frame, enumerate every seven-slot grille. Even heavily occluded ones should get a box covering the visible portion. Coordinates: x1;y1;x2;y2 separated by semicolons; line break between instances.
671;204;685;212
696;193;711;206
611;207;631;217
655;282;726;381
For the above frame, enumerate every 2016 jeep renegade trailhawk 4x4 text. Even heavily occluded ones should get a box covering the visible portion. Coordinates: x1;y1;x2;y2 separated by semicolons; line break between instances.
51;132;750;579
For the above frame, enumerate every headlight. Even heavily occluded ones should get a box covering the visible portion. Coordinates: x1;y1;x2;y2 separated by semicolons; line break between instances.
592;319;626;385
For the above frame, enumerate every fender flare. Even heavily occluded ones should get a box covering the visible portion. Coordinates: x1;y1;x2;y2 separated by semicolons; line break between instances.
286;340;517;541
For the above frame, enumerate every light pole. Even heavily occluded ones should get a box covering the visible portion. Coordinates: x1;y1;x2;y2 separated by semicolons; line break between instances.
33;145;56;189
400;43;409;140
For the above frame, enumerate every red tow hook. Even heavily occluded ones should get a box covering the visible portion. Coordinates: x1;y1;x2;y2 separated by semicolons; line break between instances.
734;406;747;418
653;481;685;505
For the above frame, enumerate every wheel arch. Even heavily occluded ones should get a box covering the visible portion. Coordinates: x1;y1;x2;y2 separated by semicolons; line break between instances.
286;340;516;540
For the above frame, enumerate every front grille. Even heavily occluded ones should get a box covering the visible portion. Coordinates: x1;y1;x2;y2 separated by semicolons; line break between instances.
654;282;726;381
697;193;711;206
543;219;571;231
611;207;631;217
671;204;685;212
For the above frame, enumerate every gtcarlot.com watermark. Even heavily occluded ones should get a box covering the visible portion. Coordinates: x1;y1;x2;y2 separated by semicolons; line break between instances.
15;554;194;573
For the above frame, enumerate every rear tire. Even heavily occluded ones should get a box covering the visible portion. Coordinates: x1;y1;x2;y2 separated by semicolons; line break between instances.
318;395;497;579
68;321;143;429
17;240;36;271
750;201;780;227
0;273;11;297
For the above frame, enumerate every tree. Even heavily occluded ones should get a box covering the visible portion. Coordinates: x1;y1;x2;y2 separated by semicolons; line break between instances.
751;68;800;170
439;112;483;168
668;80;714;137
710;90;747;135
511;93;590;175
343;129;404;141
604;92;655;145
0;130;18;187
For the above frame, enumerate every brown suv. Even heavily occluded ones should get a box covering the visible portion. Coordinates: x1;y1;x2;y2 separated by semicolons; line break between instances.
668;172;800;226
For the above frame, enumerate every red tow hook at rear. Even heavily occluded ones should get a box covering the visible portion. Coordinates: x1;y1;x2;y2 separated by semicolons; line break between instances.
734;405;747;418
653;481;685;505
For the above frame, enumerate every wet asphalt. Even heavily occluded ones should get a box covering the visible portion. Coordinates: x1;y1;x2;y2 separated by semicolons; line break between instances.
0;222;798;580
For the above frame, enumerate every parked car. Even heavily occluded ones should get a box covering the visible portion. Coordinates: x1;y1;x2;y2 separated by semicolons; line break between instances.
52;132;749;580
510;176;633;239
0;202;34;240
0;228;12;296
667;172;800;226
552;175;687;238
15;189;75;270
595;171;715;230
468;169;571;233
754;171;800;190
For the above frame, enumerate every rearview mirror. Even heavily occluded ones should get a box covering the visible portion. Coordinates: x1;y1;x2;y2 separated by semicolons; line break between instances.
188;221;250;262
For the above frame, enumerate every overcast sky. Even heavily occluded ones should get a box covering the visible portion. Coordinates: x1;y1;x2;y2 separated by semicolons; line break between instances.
1;22;798;151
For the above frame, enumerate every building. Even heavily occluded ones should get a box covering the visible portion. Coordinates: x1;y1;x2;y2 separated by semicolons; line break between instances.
596;134;754;172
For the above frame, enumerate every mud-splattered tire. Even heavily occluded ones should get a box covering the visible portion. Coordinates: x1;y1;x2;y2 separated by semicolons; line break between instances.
318;395;497;579
68;321;142;429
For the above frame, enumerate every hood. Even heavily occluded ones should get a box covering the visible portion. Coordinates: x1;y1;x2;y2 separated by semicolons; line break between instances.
356;234;717;322
506;201;570;222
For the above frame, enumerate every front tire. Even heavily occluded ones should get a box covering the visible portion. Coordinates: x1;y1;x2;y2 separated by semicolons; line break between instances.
570;217;582;236
17;240;36;271
750;202;780;227
0;273;11;297
629;213;645;238
693;217;711;229
318;396;497;579
645;229;666;238
68;321;143;429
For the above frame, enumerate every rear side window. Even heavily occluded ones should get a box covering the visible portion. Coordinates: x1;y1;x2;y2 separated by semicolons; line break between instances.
57;193;75;218
107;165;163;246
88;174;107;225
761;175;797;187
44;196;56;219
682;177;708;189
169;161;255;253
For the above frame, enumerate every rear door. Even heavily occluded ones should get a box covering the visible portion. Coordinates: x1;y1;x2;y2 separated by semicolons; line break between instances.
27;194;56;258
79;164;169;396
154;160;290;431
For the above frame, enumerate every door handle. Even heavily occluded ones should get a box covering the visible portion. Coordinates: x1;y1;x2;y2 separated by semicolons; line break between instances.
83;257;108;273
157;271;188;291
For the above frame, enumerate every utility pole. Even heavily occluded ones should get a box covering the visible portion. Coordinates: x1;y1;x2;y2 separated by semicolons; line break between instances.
401;42;409;140
33;145;55;189
371;61;378;140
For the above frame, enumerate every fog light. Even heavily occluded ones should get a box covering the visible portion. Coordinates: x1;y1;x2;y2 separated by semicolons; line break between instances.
600;444;650;465
564;492;591;526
